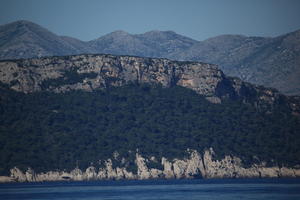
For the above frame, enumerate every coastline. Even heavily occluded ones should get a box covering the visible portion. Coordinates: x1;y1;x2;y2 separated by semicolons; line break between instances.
1;148;299;183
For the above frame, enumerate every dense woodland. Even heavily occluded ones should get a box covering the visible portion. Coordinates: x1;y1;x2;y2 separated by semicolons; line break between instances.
0;83;299;175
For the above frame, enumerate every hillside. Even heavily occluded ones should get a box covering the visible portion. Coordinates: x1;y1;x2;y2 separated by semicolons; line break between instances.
0;21;198;61
1;83;300;180
0;20;87;59
1;20;299;95
88;30;197;58
171;31;300;95
0;54;300;182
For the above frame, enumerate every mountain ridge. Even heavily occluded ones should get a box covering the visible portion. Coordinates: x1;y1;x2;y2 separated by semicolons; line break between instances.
0;20;300;95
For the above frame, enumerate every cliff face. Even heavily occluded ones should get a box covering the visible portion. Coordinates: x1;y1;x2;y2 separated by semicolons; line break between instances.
0;54;221;101
0;54;299;114
1;148;299;183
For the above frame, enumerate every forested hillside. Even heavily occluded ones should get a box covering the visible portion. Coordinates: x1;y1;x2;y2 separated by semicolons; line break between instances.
1;83;299;175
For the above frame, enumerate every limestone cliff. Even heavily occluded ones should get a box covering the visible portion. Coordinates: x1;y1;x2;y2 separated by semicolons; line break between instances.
1;148;299;183
0;54;299;114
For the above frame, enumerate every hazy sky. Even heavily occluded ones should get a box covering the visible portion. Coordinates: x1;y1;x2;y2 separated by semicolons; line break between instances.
1;0;300;41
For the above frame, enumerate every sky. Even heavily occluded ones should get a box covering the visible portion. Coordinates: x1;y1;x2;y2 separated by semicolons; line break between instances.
0;0;300;41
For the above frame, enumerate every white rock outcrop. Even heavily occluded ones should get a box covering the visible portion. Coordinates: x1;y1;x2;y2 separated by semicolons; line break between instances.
10;167;27;182
2;148;300;182
85;166;97;180
136;153;152;179
162;157;175;179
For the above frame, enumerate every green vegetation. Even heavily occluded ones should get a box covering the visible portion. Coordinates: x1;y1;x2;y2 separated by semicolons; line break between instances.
0;83;299;175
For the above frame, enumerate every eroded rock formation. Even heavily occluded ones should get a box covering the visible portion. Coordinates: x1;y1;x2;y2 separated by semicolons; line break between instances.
0;54;299;114
1;148;299;183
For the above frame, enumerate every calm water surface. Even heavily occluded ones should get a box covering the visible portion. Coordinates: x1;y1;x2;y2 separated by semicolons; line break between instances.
0;179;300;200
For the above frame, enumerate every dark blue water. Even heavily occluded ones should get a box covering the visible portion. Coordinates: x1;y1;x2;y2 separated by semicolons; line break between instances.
1;179;300;200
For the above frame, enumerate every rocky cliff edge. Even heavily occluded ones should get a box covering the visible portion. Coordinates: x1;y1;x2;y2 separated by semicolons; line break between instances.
1;148;299;183
0;54;299;114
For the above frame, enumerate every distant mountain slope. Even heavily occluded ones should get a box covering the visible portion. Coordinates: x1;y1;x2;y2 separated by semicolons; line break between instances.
240;30;300;95
0;20;85;59
171;31;300;95
59;36;94;54
88;30;197;58
88;30;153;56
0;20;299;95
169;35;271;67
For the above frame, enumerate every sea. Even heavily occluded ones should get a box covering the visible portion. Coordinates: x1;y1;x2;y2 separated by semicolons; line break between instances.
0;179;300;200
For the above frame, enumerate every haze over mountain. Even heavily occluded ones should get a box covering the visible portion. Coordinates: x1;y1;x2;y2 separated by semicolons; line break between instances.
1;20;300;95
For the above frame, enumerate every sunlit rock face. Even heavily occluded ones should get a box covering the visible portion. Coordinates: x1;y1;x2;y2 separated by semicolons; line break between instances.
2;148;300;183
0;54;299;114
0;54;221;102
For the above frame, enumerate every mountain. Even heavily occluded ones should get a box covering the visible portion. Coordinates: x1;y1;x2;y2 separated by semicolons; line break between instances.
171;31;300;96
0;54;300;182
0;20;300;95
59;35;94;53
170;34;271;66
91;30;300;95
0;20;86;59
88;30;197;58
0;20;197;62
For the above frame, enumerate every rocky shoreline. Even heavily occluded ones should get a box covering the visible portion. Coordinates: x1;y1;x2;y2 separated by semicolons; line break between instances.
1;148;299;183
